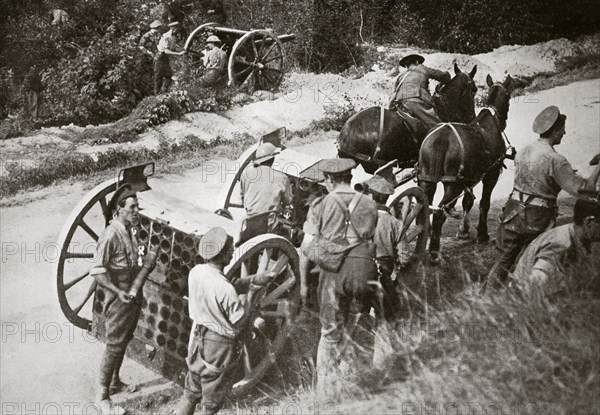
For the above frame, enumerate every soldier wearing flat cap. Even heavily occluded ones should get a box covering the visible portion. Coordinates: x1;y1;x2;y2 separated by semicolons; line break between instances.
299;158;378;394
389;54;451;130
139;20;164;58
154;21;185;94
91;184;158;415
486;106;600;289
240;142;292;217
173;227;274;415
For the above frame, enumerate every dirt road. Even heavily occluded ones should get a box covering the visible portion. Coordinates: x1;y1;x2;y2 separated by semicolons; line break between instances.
1;79;598;413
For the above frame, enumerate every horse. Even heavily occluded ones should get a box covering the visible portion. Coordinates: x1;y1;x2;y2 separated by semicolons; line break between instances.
418;74;514;260
337;64;478;174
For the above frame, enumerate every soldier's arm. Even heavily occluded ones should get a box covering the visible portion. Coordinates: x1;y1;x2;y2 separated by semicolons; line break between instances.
90;235;130;302
425;66;451;84
553;157;600;197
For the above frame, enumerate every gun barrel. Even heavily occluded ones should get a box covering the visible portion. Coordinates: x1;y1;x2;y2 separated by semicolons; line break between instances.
278;34;296;43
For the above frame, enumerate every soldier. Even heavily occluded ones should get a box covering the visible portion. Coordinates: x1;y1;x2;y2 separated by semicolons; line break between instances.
511;196;600;296
139;20;164;58
21;65;43;119
298;158;379;394
357;175;408;321
201;35;227;86
172;227;273;415
240;142;292;216
90;184;159;415
486;106;600;288
154;21;185;94
389;54;451;130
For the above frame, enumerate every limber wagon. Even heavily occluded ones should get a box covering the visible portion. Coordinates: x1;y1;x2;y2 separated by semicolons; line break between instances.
183;22;296;92
55;128;430;396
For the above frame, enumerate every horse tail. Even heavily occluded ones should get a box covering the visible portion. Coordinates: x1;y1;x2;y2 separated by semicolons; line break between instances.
418;125;452;183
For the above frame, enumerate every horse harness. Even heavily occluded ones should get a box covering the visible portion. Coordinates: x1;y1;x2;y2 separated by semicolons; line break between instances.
368;106;419;167
422;107;514;215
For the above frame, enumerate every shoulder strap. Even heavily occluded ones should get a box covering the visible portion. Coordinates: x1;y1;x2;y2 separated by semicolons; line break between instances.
330;192;364;241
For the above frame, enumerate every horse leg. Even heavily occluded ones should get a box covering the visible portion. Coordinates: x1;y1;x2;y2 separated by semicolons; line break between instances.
457;189;474;239
429;182;463;261
418;180;437;206
477;167;501;244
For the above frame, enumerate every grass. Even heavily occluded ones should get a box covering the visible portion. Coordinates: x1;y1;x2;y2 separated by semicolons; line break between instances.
119;197;599;415
0;129;334;200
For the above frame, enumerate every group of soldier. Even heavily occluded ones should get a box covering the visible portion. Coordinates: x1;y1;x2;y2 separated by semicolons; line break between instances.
90;53;600;415
138;0;227;95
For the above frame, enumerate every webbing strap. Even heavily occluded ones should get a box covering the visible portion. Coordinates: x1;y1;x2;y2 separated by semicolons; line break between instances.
446;123;466;177
330;192;364;242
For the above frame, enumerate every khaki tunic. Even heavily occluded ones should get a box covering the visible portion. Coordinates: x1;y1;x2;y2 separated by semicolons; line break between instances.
373;207;408;262
240;165;291;216
514;139;588;200
512;223;586;294
303;185;378;242
93;220;142;347
391;64;451;105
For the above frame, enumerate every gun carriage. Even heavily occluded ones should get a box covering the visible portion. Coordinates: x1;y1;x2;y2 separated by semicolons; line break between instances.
183;23;295;92
55;128;429;397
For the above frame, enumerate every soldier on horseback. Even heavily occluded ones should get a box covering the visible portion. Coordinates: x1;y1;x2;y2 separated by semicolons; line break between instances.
389;54;451;134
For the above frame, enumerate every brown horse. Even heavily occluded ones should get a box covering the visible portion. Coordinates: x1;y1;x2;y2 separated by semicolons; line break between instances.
337;64;478;174
418;74;514;260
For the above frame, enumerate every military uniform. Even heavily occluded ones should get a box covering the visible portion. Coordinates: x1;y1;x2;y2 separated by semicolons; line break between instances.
489;106;593;285
389;57;450;129
139;28;162;57
91;219;143;400
180;263;244;415
301;159;378;392
511;223;589;296
240;164;291;216
154;28;178;94
201;46;227;86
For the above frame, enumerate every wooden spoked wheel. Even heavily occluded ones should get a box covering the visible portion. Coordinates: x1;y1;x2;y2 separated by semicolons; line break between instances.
55;179;117;330
184;23;218;68
228;30;284;91
388;186;430;266
225;234;300;396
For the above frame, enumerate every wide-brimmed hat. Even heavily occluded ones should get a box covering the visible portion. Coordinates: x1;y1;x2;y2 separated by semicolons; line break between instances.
399;54;425;68
533;105;567;135
355;175;394;196
198;227;232;261
206;35;221;44
254;142;279;166
149;20;163;29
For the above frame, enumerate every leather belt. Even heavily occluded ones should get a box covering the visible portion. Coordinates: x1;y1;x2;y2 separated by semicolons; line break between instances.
510;189;556;208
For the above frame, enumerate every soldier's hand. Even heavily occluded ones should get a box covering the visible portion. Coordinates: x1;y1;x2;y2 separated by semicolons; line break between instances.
251;271;277;286
118;290;132;304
